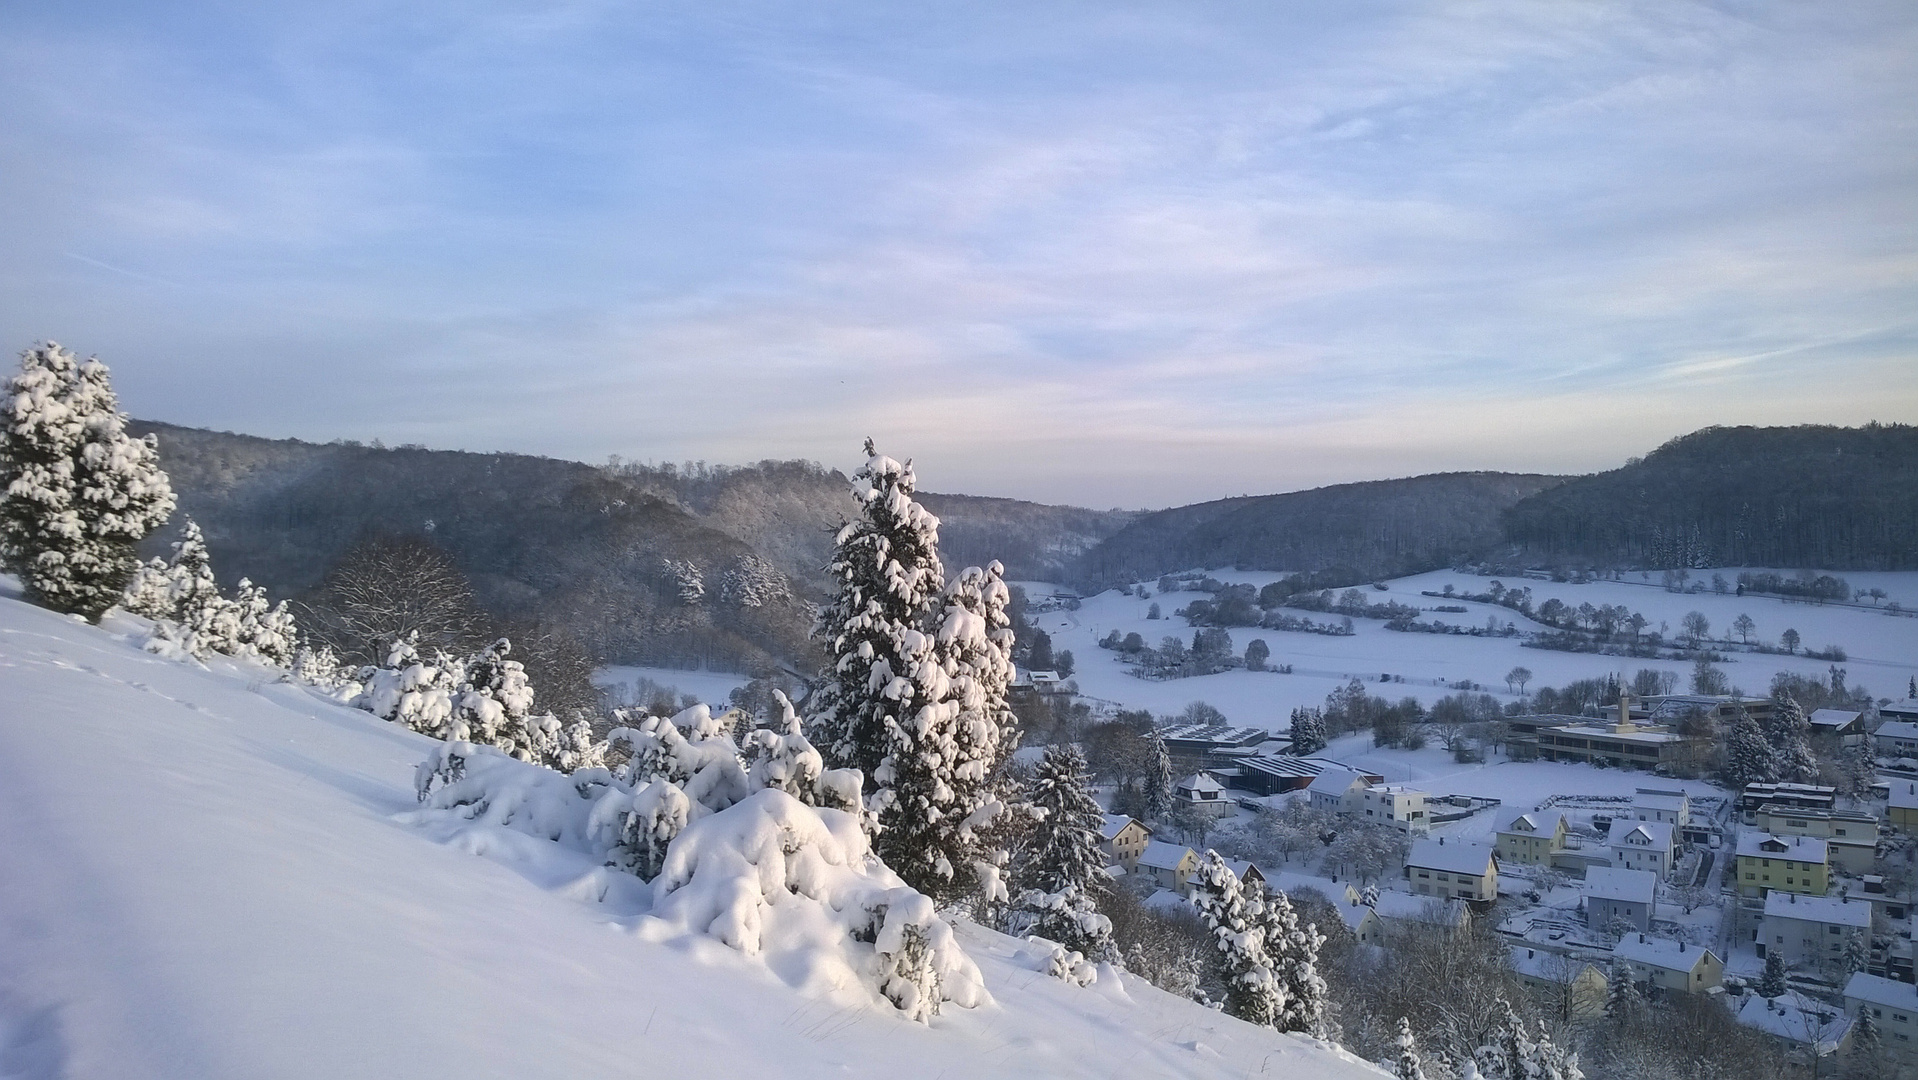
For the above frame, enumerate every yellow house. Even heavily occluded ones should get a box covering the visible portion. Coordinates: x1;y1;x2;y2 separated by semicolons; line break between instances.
1736;833;1829;900
1511;947;1608;1023
1889;781;1918;834
1496;810;1568;866
1099;814;1151;870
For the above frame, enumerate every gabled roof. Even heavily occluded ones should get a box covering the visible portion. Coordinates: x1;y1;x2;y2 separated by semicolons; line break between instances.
1763;891;1871;928
1510;946;1598;983
1607;820;1674;853
1612;933;1716;973
1262;868;1359;906
1306;767;1366;796
1736;832;1828;861
1890;781;1918;811
1845;971;1918;1010
1584;867;1657;906
1407;839;1496;876
1733;990;1849;1051
1368;889;1468;926
1100;813;1142;841
1807;708;1862;729
1137;840;1195;872
1875;719;1918;741
1498;810;1565;836
1224;858;1264;885
1175;772;1223;794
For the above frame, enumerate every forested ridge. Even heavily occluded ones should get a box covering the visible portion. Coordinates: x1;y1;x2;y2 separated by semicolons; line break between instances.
1501;423;1918;570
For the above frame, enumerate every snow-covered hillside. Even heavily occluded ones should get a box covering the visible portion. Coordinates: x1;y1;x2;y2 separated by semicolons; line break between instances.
0;580;1383;1080
1032;568;1918;727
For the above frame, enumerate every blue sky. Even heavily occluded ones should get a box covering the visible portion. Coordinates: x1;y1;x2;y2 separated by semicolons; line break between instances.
1;1;1913;507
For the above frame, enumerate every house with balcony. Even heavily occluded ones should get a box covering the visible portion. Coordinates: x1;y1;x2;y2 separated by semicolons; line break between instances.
1752;804;1880;875
1608;819;1677;879
1736;833;1830;900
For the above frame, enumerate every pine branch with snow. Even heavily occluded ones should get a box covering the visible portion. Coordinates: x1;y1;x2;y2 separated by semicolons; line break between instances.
1191;850;1285;1028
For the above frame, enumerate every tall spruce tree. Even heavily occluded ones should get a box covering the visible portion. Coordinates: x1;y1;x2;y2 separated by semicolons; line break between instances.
1758;950;1787;998
1289;706;1327;756
1722;708;1778;790
875;561;1018;904
0;342;174;620
1262;886;1328;1037
1191;851;1284;1027
1394;1018;1427;1080
809;440;945;782
1140;726;1174;820
1009;743;1114;960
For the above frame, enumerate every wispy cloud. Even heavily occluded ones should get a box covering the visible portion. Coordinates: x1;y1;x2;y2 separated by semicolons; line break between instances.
0;0;1912;506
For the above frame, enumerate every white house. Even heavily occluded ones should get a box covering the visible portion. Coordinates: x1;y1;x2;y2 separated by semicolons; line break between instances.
1734;990;1853;1056
1368;888;1470;932
1100;814;1150;871
1307;767;1369;813
1761;892;1871;968
1405;839;1498;902
1173;772;1232;818
1632;787;1690;829
1584;867;1658;935
1357;784;1430;835
1845;972;1918;1069
1608;819;1676;879
1612;934;1723;994
1137;841;1199;896
1876;719;1918;758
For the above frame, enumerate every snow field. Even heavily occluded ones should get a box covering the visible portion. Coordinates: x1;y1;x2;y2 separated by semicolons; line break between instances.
1030;568;1918;732
0;581;1386;1080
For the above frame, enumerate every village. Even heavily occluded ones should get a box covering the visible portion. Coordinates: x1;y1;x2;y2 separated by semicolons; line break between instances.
1061;684;1918;1076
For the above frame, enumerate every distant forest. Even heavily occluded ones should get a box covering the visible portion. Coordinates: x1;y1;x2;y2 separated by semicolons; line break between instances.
1501;424;1918;570
132;419;1918;674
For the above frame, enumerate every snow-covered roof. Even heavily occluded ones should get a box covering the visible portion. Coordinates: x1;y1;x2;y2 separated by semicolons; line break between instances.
1306;767;1366;796
1845;971;1918;1010
1632;789;1688;813
1763;891;1871;928
1879;700;1918;721
1330;898;1379;932
1510;946;1596;982
1733;991;1850;1052
1890;781;1918;811
1736;832;1828;861
1607;820;1674;853
1175;772;1223;794
1612;934;1715;973
1263;868;1359;906
1406;839;1496;876
1498;809;1565;836
1364;784;1425;798
1368;889;1468;926
1584;867;1657;906
1875;720;1918;742
1156;723;1270;747
1223;858;1263;885
1807;709;1862;730
1100;814;1141;841
1137;841;1195;872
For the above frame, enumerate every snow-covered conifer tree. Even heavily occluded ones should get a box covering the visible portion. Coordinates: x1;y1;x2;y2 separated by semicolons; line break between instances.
808;440;945;781
1008;743;1114;961
233;578;299;666
719;553;790;608
121;555;173;619
1261;886;1328;1037
1474;998;1535;1080
1191;850;1284;1027
1721;709;1778;790
665;558;704;605
744;689;826;802
452;638;536;750
1394;1018;1427;1080
1289;706;1327;756
1758;950;1787;998
1140;726;1174;820
0;343;174;620
1605;962;1643;1024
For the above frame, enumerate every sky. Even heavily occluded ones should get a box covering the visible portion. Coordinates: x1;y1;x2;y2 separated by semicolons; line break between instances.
1;1;1914;508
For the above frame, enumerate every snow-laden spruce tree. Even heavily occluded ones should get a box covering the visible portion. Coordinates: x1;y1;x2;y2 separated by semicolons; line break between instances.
1191;850;1284;1027
1289;706;1328;756
233;578;299;666
742;688;866;813
1008;743;1114;962
1261;885;1328;1037
1140;726;1174;821
1605;962;1643;1024
719;553;790;608
1393;1017;1426;1080
0;343;175;621
1721;708;1778;790
1767;696;1820;784
1758;950;1787;998
809;439;946;782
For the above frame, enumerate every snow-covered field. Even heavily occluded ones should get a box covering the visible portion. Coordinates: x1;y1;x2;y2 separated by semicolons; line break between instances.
1027;568;1918;731
592;664;750;709
0;582;1384;1080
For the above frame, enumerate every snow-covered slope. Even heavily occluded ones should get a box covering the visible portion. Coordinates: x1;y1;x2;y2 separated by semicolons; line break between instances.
0;581;1381;1080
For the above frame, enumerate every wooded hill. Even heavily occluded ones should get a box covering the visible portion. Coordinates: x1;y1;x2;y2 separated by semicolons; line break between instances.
1072;472;1567;589
1500;423;1918;570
